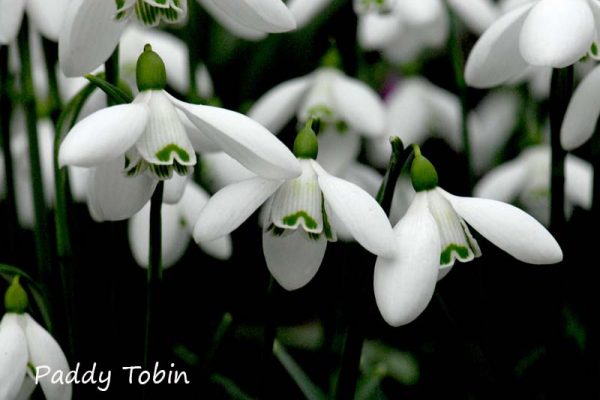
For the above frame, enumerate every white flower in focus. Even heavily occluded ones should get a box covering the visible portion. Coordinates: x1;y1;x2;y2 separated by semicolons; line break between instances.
465;0;600;88
59;45;300;221
0;0;69;44
129;179;232;268
474;145;592;226
0;278;71;400
194;124;395;290
374;149;562;326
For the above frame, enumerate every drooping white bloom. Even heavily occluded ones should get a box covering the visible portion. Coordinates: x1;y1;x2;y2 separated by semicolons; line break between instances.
59;87;300;221
194;158;395;291
474;145;592;226
374;151;562;327
465;0;600;88
0;313;71;399
129;179;232;268
248;66;386;139
0;0;69;44
60;0;296;76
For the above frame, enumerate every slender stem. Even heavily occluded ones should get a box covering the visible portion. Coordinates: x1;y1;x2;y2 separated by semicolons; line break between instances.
334;137;409;400
447;4;473;193
185;0;201;103
0;45;18;263
17;18;52;279
549;67;574;237
41;38;62;124
144;182;164;370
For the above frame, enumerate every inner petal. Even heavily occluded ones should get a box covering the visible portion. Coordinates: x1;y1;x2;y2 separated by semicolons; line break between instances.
124;0;187;26
427;189;481;267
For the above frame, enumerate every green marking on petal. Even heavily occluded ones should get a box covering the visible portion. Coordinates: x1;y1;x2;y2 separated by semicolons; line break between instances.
335;120;348;133
307;104;334;120
282;211;318;230
307;232;321;241
592;42;598;57
156;144;190;163
321;194;334;241
440;244;470;266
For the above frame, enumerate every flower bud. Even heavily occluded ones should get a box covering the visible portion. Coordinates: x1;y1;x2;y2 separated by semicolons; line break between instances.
4;276;29;314
293;120;319;159
136;44;167;92
410;145;438;192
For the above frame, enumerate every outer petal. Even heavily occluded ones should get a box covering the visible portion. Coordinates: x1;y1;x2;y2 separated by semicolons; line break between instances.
357;12;401;50
519;0;594;68
331;73;386;137
193;177;283;242
180;182;233;260
439;188;563;264
212;0;296;32
311;160;395;258
386;79;429;148
198;0;266;40
248;76;313;134
59;0;128;76
287;0;332;28
0;314;28;400
169;94;301;179
163;173;189;204
565;154;593;210
199;152;255;192
474;157;529;202
464;3;533;88
27;0;70;41
128;202;190;269
87;162;158;221
447;0;498;35
59;104;149;167
395;0;443;25
15;376;37;400
0;0;25;44
24;314;72;400
561;64;600;150
316;127;361;176
374;193;441;327
263;228;327;290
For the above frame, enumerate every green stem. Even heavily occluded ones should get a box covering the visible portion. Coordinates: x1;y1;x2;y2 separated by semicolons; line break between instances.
334;137;409;400
17;18;52;280
549;67;574;237
0;45;18;263
144;182;164;369
447;4;473;193
185;0;201;103
41;38;62;124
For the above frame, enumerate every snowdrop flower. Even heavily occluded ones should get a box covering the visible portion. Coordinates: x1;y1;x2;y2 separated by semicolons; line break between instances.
0;277;71;399
129;179;232;268
374;146;562;326
474;145;592;226
465;0;600;88
194;122;395;290
0;0;69;44
367;78;519;174
59;45;300;221
561;64;600;150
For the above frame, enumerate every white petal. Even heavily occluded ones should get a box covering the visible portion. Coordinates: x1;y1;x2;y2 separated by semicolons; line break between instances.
87;161;157;221
248;76;312;134
27;0;70;41
178;110;221;153
474;157;529;202
439;188;563;264
395;0;443;25
0;0;25;44
316;127;361;176
425;82;462;150
331;73;386;137
59;0;128;77
199;152;255;192
59;104;149;167
357;12;401;50
385;79;430;147
311;160;395;258
24;314;72;400
179;182;233;260
212;0;296;33
263;228;327;290
198;0;266;40
374;193;441;327
67;166;91;202
464;3;533;88
0;314;28;400
565;154;593;210
15;376;37;400
169;94;301;179
520;0;594;68
128;202;190;269
163;173;189;204
193;177;283;241
561;64;600;150
447;0;498;35
287;0;331;29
